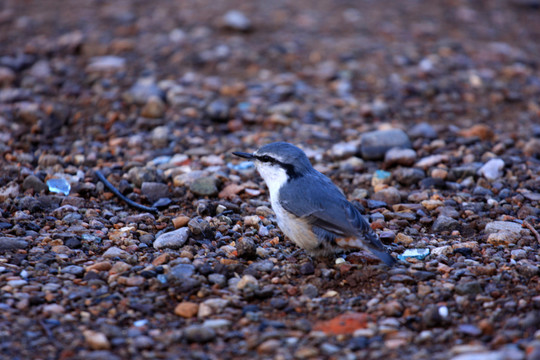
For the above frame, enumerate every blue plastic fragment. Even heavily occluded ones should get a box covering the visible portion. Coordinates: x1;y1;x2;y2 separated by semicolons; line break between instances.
134;319;148;327
397;248;430;261
227;161;255;171
373;169;391;180
46;178;71;196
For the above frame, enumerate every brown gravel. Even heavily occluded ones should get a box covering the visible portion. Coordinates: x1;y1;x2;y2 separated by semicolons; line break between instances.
1;1;540;360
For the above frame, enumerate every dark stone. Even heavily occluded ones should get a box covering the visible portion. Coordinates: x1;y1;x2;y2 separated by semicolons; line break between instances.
432;215;459;233
0;237;29;252
300;262;315;275
455;280;483;296
360;129;412;160
236;237;257;259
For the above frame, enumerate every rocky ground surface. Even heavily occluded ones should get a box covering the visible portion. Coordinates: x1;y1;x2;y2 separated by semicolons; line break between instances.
1;0;540;359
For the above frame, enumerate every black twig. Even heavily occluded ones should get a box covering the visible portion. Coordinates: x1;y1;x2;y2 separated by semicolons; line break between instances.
95;170;158;213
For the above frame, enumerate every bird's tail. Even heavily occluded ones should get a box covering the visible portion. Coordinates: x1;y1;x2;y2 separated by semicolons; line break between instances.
364;231;397;267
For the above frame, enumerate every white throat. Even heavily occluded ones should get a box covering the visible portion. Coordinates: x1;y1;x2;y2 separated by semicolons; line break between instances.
255;162;288;202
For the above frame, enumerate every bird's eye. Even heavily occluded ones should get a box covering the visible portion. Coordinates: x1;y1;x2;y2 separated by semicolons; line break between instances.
258;155;273;163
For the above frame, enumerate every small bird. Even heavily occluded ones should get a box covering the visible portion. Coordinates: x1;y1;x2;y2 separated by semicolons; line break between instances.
233;142;396;266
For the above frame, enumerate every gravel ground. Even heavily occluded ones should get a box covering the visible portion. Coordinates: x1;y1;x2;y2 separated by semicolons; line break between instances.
1;1;540;359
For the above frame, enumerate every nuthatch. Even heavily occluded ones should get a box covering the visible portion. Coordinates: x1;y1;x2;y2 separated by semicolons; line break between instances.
233;142;396;266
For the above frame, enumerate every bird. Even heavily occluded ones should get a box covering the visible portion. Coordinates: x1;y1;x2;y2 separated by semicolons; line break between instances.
233;142;396;266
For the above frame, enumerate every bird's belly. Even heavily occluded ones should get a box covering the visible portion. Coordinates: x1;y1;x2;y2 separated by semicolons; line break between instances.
271;200;319;251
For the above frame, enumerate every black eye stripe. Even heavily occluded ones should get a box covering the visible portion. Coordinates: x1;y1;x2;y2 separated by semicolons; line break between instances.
255;155;275;163
255;154;300;179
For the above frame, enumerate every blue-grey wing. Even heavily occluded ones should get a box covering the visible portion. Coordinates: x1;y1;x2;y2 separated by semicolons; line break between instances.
279;173;376;241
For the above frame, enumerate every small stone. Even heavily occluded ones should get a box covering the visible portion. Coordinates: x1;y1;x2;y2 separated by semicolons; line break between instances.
141;95;166;118
421;199;444;211
62;265;84;276
414;154;448;169
190;177;219;196
223;10;252;31
202;319;231;329
432;215;459;233
174;302;199;318
42;304;65;315
0;67;15;86
459;124;495;141
431;168;448;179
236;237;257;259
236;274;258;290
258;339;281;354
455;280;482;296
478;158;505;181
83;330;110;350
395;233;413;245
409;122;437;139
484;221;522;234
331;141;359;158
372;187;401;205
517;260;539;277
206;99;230;122
360;129;411;160
523;138;540;157
172;215;190;228
141;182;169;203
394;168;426;186
102;246;129;259
0;237;29;252
153;227;190;250
384;148;417;167
22;175;48;193
302;283;319;298
314;312;369;335
487;231;518;246
208;273;226;287
300;262;315;275
184;325;216;343
124;77;164;105
86;56;126;72
168;264;195;281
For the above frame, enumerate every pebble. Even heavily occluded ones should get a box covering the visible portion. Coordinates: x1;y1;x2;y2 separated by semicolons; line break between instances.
22;175;48;193
86;56;126;72
102;246;129;259
478;158;505;181
168;263;195;281
190;177;219;196
384;148;417;166
205;99;231;122
394;168;426;185
174;301;199;318
83;330;111;350
487;231;518;246
360;129;412;160
184;325;216;343
141;95;165;119
409;122;437;139
62;265;84;276
124;77;164;105
236;238;257;259
432;215;459;232
153;227;190;249
223;10;252;31
0;237;29;252
372;187;401;205
484;221;522;234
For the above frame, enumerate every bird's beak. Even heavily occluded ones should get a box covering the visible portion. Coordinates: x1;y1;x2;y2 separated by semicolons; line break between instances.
232;151;255;159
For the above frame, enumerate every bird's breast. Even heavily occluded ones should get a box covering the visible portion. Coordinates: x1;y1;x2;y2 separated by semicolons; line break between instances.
270;198;319;251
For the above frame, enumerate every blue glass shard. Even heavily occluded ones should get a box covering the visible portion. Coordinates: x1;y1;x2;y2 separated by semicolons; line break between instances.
46;178;71;196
